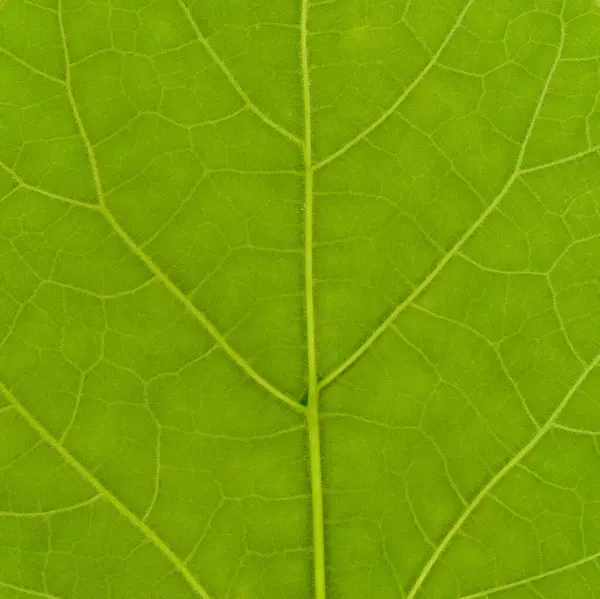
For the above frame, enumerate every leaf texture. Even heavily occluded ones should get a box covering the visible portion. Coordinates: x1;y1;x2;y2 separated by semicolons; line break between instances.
1;0;600;598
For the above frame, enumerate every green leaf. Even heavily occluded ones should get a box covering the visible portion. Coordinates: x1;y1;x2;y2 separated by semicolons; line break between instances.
1;0;600;598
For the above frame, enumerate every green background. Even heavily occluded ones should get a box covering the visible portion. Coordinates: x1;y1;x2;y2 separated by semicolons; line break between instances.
1;0;600;597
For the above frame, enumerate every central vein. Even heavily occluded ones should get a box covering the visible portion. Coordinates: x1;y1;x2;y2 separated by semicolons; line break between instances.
300;0;326;597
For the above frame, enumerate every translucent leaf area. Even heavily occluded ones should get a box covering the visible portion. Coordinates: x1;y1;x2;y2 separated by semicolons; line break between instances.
1;0;600;597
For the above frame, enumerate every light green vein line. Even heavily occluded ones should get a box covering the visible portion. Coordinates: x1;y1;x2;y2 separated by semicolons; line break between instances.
302;0;317;416
520;144;600;174
57;0;106;211
175;0;303;148
410;305;540;428
460;549;600;598
0;46;66;86
307;406;326;599
0;580;64;599
319;11;565;391
405;352;600;599
318;170;518;390
0;161;99;210
101;206;304;413
552;423;600;436
56;0;302;414
300;0;326;597
0;381;213;599
0;495;100;518
312;0;476;172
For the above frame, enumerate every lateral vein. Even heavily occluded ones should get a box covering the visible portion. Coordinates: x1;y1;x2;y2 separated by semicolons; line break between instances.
319;10;566;390
318;171;518;390
0;46;66;85
404;22;568;597
0;580;65;599
312;0;477;171
101;207;304;413
405;352;600;599
0;380;214;599
176;0;303;147
0;160;99;210
57;0;301;414
460;548;600;598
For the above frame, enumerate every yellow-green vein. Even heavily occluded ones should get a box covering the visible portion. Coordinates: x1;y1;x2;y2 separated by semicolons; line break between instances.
300;0;327;597
405;351;600;599
100;207;304;413
319;8;566;392
460;548;600;598
0;380;213;599
57;0;302;414
176;0;303;147
312;0;477;172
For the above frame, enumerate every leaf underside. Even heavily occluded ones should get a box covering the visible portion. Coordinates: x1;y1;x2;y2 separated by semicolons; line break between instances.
1;0;600;598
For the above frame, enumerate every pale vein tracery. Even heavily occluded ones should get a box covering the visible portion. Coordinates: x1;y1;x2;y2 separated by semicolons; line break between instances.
0;0;600;598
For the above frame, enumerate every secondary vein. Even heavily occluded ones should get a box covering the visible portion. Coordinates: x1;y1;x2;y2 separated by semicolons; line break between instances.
102;207;304;413
404;19;569;596
460;548;600;598
311;0;476;172
405;351;600;599
319;6;566;392
0;380;214;599
57;0;300;414
176;0;303;147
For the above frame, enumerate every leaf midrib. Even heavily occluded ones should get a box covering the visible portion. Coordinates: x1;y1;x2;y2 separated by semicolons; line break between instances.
299;1;327;598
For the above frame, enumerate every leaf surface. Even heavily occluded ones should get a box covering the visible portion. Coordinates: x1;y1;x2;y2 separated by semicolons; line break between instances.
1;0;600;598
